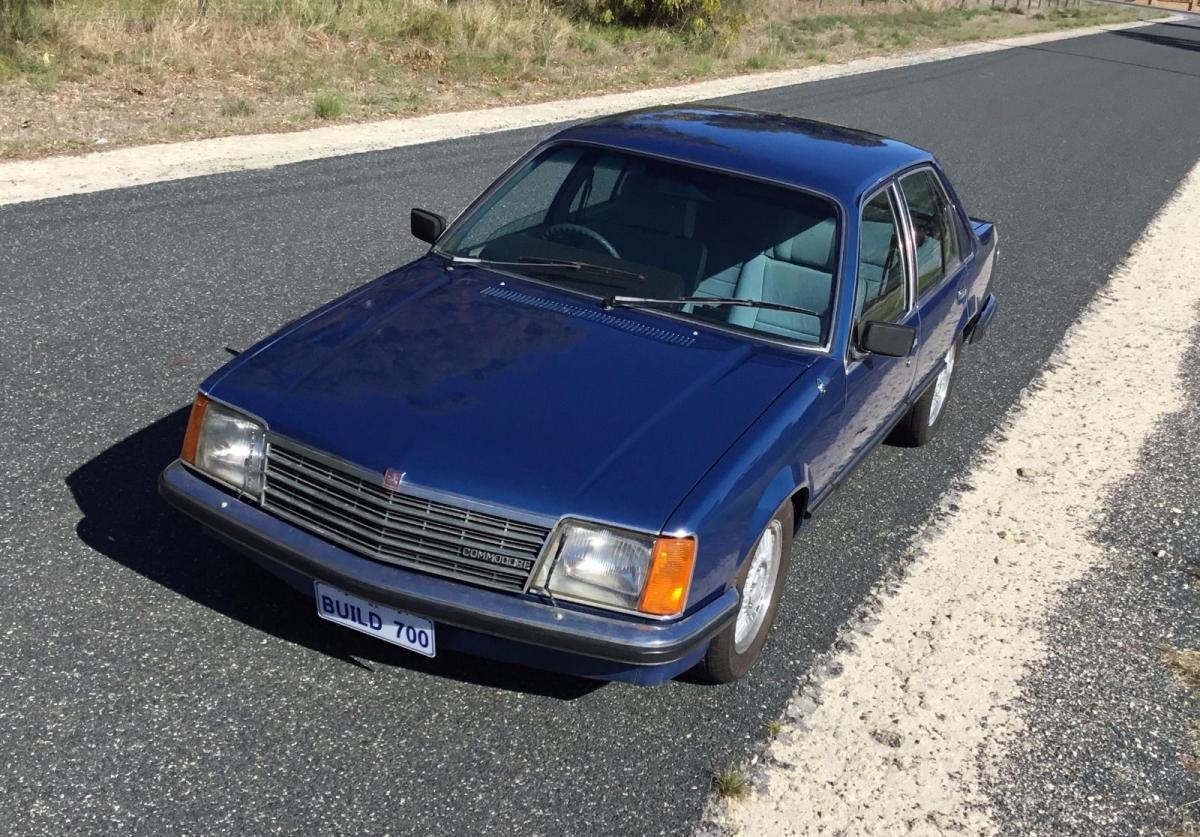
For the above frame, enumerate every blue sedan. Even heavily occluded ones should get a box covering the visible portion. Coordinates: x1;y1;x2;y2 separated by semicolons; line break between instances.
160;107;997;685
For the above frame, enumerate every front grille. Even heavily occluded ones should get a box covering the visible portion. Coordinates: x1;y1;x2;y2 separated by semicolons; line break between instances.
262;440;550;592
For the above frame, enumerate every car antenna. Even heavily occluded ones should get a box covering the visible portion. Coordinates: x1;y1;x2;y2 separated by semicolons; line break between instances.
223;346;242;357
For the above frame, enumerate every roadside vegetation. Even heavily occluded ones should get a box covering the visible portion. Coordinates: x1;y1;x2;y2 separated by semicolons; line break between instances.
712;760;751;799
0;0;1159;158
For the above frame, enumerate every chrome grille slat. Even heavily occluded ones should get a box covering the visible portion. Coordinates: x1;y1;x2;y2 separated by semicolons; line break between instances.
266;466;543;561
268;501;528;588
268;446;548;543
263;483;533;578
263;440;549;592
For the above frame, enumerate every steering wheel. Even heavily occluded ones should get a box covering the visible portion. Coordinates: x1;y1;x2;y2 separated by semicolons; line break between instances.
541;223;620;259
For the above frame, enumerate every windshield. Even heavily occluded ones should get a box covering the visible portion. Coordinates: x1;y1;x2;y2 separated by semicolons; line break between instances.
440;144;842;346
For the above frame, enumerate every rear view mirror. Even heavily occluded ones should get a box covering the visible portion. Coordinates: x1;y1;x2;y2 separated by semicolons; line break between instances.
860;321;916;358
411;208;447;244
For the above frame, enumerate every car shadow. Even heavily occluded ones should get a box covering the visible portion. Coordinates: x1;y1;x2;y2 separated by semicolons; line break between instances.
1111;27;1200;54
66;406;601;700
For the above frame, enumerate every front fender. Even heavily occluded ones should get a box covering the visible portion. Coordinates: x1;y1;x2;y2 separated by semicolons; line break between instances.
668;357;845;610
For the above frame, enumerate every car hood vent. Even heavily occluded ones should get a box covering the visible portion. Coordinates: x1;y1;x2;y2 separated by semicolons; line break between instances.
481;285;696;348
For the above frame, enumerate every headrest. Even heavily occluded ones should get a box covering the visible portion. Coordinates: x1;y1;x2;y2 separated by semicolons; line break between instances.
771;217;836;271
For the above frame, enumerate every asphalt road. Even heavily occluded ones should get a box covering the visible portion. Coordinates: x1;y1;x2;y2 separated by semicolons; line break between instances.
2;19;1199;837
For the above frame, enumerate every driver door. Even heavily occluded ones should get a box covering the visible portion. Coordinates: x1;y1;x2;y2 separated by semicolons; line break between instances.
835;182;919;480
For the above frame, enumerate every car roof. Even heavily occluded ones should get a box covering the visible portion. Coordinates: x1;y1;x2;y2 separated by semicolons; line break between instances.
548;106;934;206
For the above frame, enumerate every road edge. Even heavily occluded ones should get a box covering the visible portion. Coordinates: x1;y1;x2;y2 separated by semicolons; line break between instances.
707;157;1200;835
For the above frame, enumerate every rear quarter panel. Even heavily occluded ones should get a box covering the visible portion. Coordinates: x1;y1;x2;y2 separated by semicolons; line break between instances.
962;219;997;330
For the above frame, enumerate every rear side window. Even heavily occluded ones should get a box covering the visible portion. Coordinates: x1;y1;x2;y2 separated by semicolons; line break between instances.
900;170;960;297
855;188;908;343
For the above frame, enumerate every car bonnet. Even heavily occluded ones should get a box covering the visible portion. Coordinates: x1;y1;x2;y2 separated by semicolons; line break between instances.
204;258;820;533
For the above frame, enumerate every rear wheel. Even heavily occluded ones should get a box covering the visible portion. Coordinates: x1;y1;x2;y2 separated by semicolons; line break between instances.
696;504;794;684
891;336;960;447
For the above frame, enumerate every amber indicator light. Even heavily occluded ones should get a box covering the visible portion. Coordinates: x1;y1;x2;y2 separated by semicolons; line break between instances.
639;536;696;617
181;393;209;464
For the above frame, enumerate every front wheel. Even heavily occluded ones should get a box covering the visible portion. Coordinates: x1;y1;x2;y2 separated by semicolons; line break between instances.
696;504;793;684
891;336;960;447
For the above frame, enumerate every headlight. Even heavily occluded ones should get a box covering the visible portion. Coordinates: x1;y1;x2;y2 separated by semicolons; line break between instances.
534;520;696;617
181;394;267;499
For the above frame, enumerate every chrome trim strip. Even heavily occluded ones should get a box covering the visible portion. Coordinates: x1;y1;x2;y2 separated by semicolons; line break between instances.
896;164;972;308
845;179;917;371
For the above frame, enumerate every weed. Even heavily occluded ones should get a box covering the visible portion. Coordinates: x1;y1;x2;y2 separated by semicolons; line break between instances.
1162;645;1200;691
713;762;751;799
312;89;345;119
220;96;253;117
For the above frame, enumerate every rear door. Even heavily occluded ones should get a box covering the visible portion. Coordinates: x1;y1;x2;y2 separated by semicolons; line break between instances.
897;167;970;391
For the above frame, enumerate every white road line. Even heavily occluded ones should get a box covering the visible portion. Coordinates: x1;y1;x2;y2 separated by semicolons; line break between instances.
0;18;1170;208
714;158;1200;835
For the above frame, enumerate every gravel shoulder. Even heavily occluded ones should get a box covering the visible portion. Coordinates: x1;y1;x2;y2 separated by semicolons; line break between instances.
713;159;1200;835
987;348;1200;835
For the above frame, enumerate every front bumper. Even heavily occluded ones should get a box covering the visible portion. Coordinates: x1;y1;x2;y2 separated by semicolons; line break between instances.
159;461;737;671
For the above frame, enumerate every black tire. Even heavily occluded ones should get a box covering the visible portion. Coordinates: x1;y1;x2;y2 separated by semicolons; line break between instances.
696;504;794;684
891;335;961;448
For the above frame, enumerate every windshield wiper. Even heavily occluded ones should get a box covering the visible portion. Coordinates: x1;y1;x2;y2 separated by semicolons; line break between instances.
446;254;644;281
602;295;822;319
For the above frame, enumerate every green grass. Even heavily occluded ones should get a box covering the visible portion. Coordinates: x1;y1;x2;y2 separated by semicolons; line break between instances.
220;96;254;117
712;762;751;799
311;89;346;119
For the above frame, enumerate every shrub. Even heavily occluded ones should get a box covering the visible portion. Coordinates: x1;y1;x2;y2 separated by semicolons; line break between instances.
571;0;723;29
221;97;255;117
312;89;346;119
1;0;50;45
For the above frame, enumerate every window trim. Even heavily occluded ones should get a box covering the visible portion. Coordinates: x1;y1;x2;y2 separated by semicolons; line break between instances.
896;165;977;306
896;166;959;300
847;180;915;362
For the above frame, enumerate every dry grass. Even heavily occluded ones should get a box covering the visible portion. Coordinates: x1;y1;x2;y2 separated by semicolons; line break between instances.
0;0;1160;158
1163;646;1200;691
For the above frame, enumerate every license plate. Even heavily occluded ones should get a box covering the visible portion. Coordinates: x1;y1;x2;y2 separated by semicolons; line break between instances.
314;582;436;657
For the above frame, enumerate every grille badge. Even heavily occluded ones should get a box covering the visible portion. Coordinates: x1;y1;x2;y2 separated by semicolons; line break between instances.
383;468;405;490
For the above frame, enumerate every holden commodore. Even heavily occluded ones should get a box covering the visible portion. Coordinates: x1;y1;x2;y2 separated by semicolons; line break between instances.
160;107;997;685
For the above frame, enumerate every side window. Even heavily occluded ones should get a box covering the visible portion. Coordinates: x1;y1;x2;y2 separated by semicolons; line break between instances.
856;188;908;343
900;170;959;298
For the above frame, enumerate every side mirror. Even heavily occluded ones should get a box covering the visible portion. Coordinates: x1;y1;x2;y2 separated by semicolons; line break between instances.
411;208;447;244
859;321;917;358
